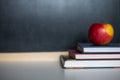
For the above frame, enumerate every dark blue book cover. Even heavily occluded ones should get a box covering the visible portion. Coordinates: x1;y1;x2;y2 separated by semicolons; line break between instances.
77;43;120;53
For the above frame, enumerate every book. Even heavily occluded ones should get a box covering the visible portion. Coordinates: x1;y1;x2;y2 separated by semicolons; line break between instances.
77;43;120;53
60;55;120;68
69;50;120;60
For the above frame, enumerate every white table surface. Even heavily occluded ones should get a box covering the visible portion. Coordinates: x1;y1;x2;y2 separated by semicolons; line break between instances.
0;61;120;80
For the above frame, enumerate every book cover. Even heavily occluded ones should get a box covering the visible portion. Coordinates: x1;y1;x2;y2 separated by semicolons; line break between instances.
69;50;120;60
60;55;120;69
77;43;120;53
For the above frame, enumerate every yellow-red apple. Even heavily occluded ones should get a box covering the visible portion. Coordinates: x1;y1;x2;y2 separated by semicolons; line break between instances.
88;23;114;45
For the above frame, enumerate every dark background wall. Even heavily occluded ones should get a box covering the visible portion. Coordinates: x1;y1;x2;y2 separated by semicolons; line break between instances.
0;0;120;52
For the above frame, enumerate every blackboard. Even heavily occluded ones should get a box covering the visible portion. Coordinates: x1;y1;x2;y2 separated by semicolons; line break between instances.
0;0;120;52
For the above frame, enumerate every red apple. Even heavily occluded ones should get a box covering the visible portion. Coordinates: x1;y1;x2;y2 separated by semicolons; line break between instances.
88;23;114;45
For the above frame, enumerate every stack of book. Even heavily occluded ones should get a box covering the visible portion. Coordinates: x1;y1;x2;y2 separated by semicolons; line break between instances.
60;43;120;69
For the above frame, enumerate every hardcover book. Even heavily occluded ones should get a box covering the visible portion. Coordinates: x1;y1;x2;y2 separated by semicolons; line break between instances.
60;55;120;69
69;50;120;60
77;43;120;53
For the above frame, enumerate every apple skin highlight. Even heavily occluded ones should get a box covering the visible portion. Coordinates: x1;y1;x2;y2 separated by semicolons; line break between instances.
88;23;114;45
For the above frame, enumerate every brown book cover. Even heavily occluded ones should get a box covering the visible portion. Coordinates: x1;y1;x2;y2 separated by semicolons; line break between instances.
68;50;120;60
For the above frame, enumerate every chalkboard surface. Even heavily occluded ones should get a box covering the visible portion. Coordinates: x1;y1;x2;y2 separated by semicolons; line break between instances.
0;0;120;52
